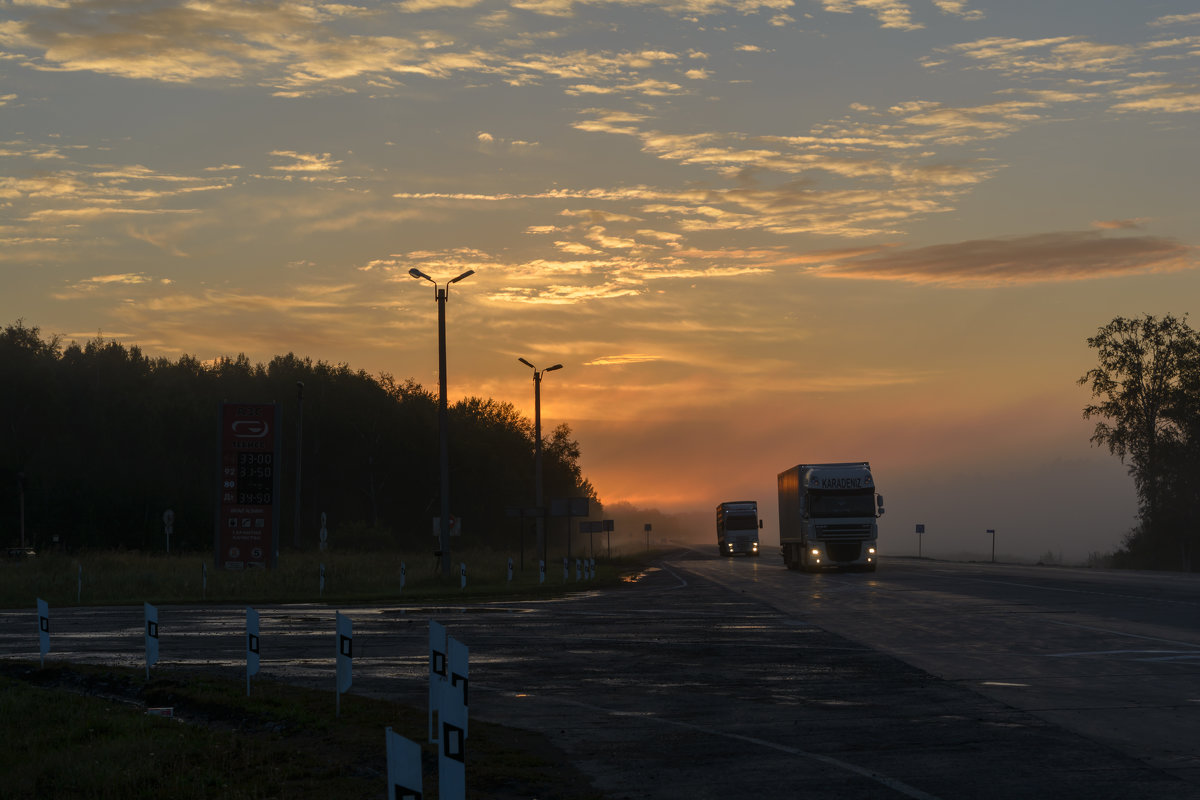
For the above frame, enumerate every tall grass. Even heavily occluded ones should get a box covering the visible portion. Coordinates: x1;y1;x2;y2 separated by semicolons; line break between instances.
0;548;654;609
1;662;606;800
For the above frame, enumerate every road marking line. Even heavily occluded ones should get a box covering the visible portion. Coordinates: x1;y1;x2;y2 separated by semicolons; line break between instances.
524;693;945;800
1042;619;1200;649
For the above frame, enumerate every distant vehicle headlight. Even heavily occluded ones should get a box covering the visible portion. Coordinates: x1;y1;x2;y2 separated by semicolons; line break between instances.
811;548;820;556
868;547;876;555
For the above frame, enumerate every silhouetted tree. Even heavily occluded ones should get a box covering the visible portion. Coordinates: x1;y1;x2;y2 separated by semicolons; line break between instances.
1080;314;1200;569
0;321;598;555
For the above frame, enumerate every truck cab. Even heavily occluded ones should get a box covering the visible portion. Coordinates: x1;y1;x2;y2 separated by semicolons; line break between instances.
778;463;883;572
716;501;761;557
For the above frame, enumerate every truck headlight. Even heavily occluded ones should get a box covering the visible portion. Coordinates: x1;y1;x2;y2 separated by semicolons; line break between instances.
868;547;876;555
811;548;820;556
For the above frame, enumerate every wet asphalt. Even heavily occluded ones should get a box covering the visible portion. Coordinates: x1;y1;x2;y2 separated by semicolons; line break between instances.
458;555;1198;799
4;551;1198;799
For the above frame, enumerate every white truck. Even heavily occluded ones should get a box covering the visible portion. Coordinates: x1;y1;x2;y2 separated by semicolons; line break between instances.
778;462;883;572
715;501;761;557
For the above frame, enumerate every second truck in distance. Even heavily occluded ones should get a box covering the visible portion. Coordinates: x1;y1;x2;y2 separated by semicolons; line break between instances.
715;501;762;557
778;462;884;572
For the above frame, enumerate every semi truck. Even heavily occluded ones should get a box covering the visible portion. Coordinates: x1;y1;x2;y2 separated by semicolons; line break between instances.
778;462;883;572
715;501;761;557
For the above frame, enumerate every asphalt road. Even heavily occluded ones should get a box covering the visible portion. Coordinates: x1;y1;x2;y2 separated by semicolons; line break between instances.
3;551;1199;799
678;549;1200;784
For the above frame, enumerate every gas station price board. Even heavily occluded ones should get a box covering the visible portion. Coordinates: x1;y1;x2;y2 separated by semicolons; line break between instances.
215;402;281;569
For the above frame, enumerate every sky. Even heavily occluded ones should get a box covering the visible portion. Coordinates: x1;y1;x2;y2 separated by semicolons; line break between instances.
3;0;1199;563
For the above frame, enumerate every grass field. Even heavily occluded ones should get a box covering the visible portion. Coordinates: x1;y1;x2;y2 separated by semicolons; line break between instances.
0;547;656;609
0;548;660;798
0;660;606;800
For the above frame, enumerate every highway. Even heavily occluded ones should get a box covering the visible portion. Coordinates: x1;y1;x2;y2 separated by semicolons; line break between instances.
676;551;1200;784
3;551;1199;798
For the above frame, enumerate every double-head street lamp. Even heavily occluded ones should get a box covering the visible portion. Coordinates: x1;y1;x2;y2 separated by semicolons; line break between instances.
410;267;475;578
519;358;562;564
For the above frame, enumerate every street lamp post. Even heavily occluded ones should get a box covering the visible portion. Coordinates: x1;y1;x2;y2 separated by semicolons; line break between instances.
988;528;996;563
293;381;304;550
410;267;475;578
18;471;25;550
519;358;562;566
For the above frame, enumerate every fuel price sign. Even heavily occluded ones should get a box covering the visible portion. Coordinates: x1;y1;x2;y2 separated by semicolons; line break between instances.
215;402;281;569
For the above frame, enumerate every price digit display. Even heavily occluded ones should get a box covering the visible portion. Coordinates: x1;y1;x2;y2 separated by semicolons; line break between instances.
237;452;274;503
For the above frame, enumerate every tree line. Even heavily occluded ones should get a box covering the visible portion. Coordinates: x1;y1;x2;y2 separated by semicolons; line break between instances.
1;320;597;554
1081;313;1200;571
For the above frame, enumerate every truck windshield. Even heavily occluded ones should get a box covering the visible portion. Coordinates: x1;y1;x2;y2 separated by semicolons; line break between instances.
724;514;758;531
809;490;875;517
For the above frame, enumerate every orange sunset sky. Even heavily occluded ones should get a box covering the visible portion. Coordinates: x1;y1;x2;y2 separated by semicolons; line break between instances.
4;1;1199;561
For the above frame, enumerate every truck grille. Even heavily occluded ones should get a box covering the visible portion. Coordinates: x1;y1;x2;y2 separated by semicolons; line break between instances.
815;524;872;542
826;542;863;562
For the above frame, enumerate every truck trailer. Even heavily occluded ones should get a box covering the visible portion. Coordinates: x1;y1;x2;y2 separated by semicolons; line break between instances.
715;501;761;557
778;463;883;572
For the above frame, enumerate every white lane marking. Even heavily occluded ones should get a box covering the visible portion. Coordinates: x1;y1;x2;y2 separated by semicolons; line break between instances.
1042;618;1200;649
512;693;946;800
1048;649;1200;663
654;562;690;589
939;575;1200;608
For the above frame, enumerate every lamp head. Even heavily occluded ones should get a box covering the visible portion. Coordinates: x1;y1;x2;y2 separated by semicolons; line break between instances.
408;268;433;283
450;269;476;284
518;357;535;369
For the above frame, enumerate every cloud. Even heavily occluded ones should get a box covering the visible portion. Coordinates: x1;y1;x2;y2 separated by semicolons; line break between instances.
487;283;643;304
398;0;485;10
584;353;663;365
556;241;603;255
1150;12;1200;27
475;131;542;153
0;1;770;99
1092;219;1146;231
77;272;152;286
269;150;343;173
818;0;923;31
393;176;972;239
1109;87;1200;114
931;0;983;21
502;0;795;15
808;231;1195;287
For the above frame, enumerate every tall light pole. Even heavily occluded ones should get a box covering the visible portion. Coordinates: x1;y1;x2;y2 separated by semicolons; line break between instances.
410;267;475;578
519;358;562;566
18;471;26;550
293;381;304;550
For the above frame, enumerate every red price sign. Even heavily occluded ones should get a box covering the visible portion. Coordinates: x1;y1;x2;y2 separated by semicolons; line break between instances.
215;403;280;569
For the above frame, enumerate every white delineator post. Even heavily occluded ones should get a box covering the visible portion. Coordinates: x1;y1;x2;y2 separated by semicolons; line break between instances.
429;620;447;742
144;602;159;680
386;726;423;800
246;607;260;696
336;611;353;717
37;598;49;668
439;636;469;800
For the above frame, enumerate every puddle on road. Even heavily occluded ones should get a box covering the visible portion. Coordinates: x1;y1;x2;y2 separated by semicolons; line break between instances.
621;567;661;583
